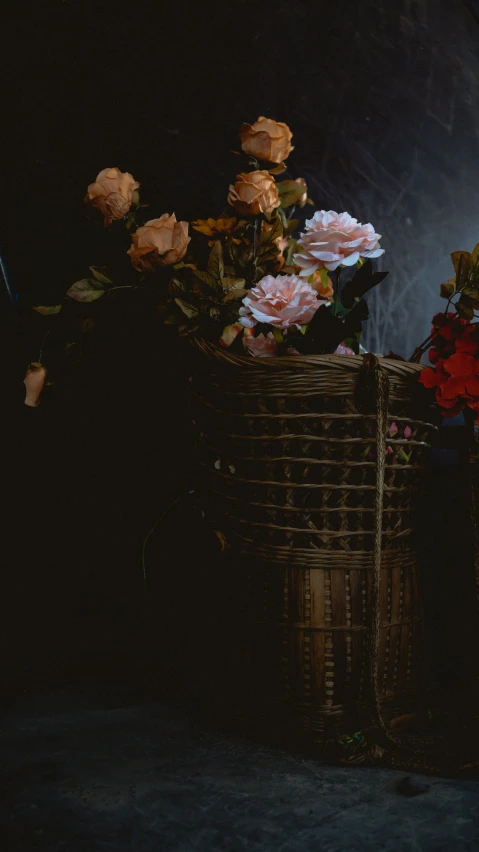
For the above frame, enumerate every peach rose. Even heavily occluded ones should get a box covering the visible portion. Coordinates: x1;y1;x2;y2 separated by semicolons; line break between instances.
239;117;294;164
85;167;139;227
228;171;280;216
127;214;190;270
239;274;322;330
294;210;384;275
244;332;278;358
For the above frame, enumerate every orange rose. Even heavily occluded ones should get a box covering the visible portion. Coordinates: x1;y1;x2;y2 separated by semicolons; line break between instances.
239;117;294;164
127;214;190;270
228;171;280;216
85;167;139;227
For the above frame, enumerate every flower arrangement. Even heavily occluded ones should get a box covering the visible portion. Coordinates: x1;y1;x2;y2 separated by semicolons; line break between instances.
28;117;390;398
416;246;479;423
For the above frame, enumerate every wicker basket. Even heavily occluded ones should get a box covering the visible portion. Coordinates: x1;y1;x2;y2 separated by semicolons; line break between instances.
192;340;438;743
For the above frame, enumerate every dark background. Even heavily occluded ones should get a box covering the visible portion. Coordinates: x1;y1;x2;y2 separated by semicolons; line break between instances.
3;0;479;698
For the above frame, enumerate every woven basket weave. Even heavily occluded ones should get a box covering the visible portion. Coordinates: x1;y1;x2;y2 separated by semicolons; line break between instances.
192;340;438;742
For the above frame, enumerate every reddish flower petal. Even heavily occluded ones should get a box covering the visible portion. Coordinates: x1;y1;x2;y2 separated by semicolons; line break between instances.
419;368;445;389
443;352;476;376
439;376;468;399
465;376;479;396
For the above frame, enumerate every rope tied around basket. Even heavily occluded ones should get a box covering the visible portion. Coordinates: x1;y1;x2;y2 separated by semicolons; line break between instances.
356;353;401;746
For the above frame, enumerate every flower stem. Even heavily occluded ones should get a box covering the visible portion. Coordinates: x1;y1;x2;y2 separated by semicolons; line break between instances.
141;494;183;589
333;269;341;317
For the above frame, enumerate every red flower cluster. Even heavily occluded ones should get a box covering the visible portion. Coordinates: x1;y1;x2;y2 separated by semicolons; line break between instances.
419;313;479;420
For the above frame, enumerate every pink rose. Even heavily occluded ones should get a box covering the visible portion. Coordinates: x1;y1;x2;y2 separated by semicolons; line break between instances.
334;343;355;356
294;210;384;276
239;274;322;330
244;332;278;357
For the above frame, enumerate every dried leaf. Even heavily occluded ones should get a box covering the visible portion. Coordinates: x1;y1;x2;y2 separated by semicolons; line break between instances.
67;279;105;303
276;180;309;209
259;217;282;247
193;269;218;290
471;242;479;266
451;250;471;282
89;266;112;284
32;305;62;315
456;294;475;319
174;298;198;319
207;241;224;281
440;280;455;299
221;277;248;302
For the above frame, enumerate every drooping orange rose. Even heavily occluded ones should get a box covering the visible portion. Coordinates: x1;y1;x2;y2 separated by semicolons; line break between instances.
239;117;294;164
228;171;280;216
85;167;139;227
23;362;47;407
127;214;191;270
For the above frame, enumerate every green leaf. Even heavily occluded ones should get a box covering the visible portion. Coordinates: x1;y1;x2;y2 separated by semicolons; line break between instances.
221;277;248;302
285;239;298;267
193;269;218;290
277;180;309;209
268;162;287;175
340;261;389;309
89;266;112;284
258;248;281;264
456;295;475;319
440;280;456;299
207;241;224;281
124;212;136;231
259;216;282;246
32;304;62;315
174;298;199;318
284;218;299;235
461;285;479;304
451;251;471;285
66;279;105;303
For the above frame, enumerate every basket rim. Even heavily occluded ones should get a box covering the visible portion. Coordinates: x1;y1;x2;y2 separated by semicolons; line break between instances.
192;337;426;377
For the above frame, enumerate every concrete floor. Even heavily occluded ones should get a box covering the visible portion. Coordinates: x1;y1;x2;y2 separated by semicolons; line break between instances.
2;683;479;851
